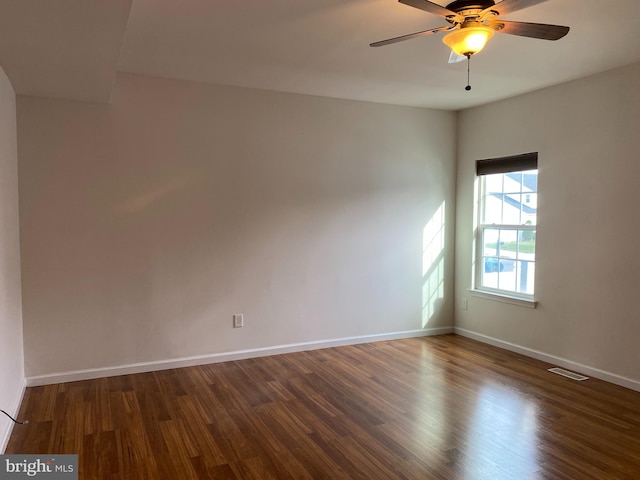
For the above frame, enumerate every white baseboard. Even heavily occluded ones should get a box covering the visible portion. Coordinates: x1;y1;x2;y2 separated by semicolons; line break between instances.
26;327;454;387
1;378;27;454
454;327;640;393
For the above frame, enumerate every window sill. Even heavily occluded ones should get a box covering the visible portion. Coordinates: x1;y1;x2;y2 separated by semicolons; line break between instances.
467;289;537;309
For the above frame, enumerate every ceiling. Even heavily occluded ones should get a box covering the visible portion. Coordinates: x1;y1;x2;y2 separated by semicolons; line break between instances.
2;0;640;110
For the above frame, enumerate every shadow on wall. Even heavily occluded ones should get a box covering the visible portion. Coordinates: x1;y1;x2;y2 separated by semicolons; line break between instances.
422;201;445;327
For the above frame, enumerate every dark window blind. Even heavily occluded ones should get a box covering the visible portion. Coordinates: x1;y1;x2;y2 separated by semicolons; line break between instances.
476;152;538;176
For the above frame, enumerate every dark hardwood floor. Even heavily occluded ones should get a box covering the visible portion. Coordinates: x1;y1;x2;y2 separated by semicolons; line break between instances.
7;334;640;479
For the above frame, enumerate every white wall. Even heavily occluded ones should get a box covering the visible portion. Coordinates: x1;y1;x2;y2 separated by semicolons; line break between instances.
455;62;640;386
0;66;24;452
18;73;457;379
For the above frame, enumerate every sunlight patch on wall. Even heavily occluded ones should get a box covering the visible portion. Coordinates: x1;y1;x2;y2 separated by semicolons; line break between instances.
422;202;445;327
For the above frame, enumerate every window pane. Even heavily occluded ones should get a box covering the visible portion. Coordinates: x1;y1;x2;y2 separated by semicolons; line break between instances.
521;193;537;225
523;172;538;193
499;229;517;259
483;229;499;256
504;193;522;224
498;260;516;292
518;230;536;257
504;172;522;193
484;174;503;194
482;258;499;288
516;261;535;295
483;194;503;224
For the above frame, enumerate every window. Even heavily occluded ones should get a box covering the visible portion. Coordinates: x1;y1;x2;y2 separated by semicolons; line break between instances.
475;153;538;300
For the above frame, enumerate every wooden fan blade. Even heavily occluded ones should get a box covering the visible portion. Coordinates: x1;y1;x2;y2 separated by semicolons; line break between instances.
400;0;460;19
370;26;453;47
486;0;548;16
489;20;569;40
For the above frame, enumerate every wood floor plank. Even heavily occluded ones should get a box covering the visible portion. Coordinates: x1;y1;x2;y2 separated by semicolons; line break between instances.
7;334;640;479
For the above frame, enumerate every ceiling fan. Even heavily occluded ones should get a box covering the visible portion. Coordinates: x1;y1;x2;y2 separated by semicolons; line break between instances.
371;0;570;62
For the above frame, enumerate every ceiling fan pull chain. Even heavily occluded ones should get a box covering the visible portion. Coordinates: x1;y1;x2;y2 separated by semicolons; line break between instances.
465;54;472;91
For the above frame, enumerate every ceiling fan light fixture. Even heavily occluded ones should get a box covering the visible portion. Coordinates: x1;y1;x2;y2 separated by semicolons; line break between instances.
442;23;495;56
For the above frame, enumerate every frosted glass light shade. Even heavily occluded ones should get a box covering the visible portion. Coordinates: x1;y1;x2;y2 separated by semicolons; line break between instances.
442;24;495;56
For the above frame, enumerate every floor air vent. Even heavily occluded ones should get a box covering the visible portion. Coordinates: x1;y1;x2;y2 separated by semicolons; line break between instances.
548;367;589;381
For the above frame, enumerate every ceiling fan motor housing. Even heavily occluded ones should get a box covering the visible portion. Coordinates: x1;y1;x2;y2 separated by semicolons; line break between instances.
446;0;495;12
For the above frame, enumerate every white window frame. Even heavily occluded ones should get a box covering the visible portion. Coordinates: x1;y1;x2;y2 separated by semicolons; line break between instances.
472;153;538;305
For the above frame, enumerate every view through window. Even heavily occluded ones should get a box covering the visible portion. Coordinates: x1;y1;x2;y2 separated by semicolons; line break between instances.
476;154;537;299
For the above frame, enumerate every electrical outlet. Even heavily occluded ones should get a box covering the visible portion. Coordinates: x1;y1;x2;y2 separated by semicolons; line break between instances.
233;314;244;328
462;299;468;310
